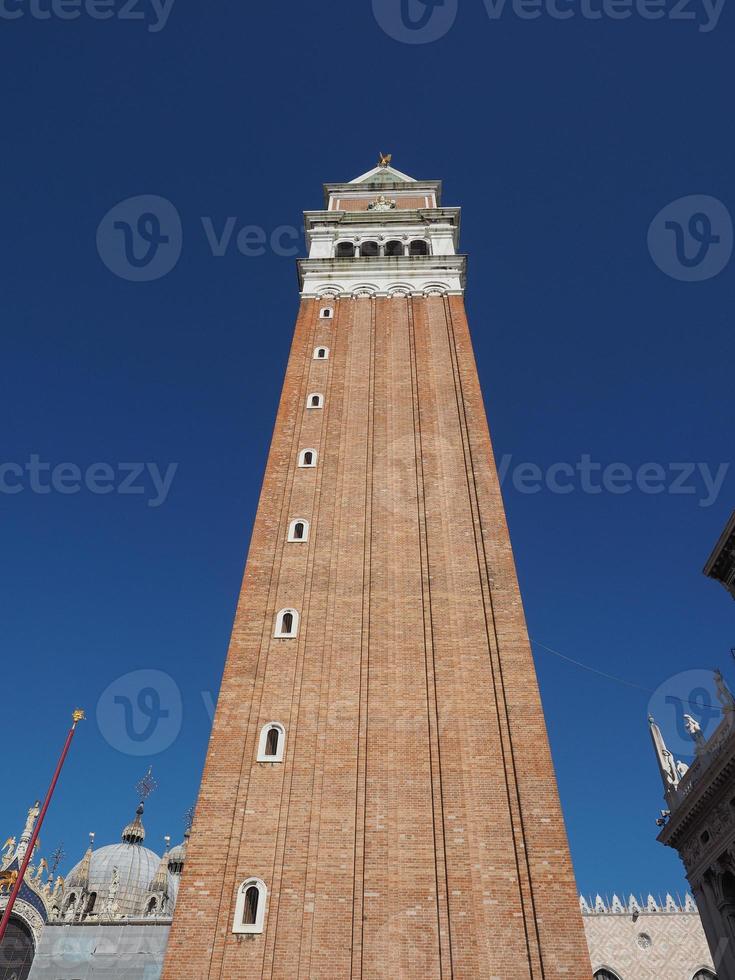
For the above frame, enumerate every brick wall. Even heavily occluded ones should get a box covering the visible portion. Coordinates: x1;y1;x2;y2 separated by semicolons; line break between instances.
161;295;591;979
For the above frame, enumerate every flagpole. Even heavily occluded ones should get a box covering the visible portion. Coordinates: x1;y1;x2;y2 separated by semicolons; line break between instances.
0;709;85;945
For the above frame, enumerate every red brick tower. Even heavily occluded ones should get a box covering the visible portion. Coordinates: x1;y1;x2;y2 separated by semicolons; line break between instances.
162;162;591;979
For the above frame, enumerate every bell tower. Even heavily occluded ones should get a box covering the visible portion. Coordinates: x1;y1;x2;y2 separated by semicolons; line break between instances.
162;159;591;979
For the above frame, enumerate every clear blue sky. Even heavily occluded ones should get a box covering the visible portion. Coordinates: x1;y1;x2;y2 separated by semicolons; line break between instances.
0;1;732;901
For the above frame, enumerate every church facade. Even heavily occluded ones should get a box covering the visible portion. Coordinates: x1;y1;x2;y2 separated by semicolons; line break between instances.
651;670;735;980
161;161;591;978
0;797;187;980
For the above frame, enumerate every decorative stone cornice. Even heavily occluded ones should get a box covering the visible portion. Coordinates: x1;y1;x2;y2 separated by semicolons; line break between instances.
703;509;735;599
580;892;698;915
659;718;735;845
297;254;468;299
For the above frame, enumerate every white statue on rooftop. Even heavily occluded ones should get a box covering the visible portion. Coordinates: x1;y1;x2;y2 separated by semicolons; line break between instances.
684;714;707;751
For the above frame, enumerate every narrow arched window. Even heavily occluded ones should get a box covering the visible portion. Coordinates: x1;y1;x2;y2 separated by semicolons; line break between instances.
336;242;355;258
298;449;317;468
313;346;329;360
385;240;404;257
258;722;286;762
360;241;379;257
244;886;259;923
288;519;309;542
307;393;324;409
409;240;429;256
233;877;267;934
147;897;157;916
274;608;299;638
84;892;97;916
693;971;717;980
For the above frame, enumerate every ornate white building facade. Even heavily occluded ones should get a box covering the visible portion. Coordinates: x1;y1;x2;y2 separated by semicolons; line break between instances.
0;798;723;979
0;795;187;980
651;668;735;980
582;892;716;979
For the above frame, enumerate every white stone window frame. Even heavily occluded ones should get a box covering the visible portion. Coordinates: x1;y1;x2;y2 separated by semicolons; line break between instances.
257;722;286;763
287;518;310;543
319;306;334;319
298;448;317;468
232;877;267;935
306;393;324;410
313;346;330;360
274;608;299;638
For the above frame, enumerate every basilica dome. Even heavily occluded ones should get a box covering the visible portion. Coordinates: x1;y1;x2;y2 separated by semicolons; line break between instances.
64;802;174;918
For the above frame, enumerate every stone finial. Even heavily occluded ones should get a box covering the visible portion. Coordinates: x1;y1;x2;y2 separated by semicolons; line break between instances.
610;895;624;913
665;893;678;912
16;801;41;862
579;896;590;914
628;895;642;914
715;669;735;714
649;716;680;792
66;833;94;891
646;894;659;912
684;893;697;912
594;894;607;913
676;760;690;778
34;858;48;883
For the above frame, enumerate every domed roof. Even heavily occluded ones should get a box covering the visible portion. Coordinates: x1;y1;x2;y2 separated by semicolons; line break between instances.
74;842;161;916
64;800;172;918
168;829;189;869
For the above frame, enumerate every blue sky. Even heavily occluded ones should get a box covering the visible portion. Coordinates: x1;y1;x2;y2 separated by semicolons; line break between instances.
0;1;732;900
